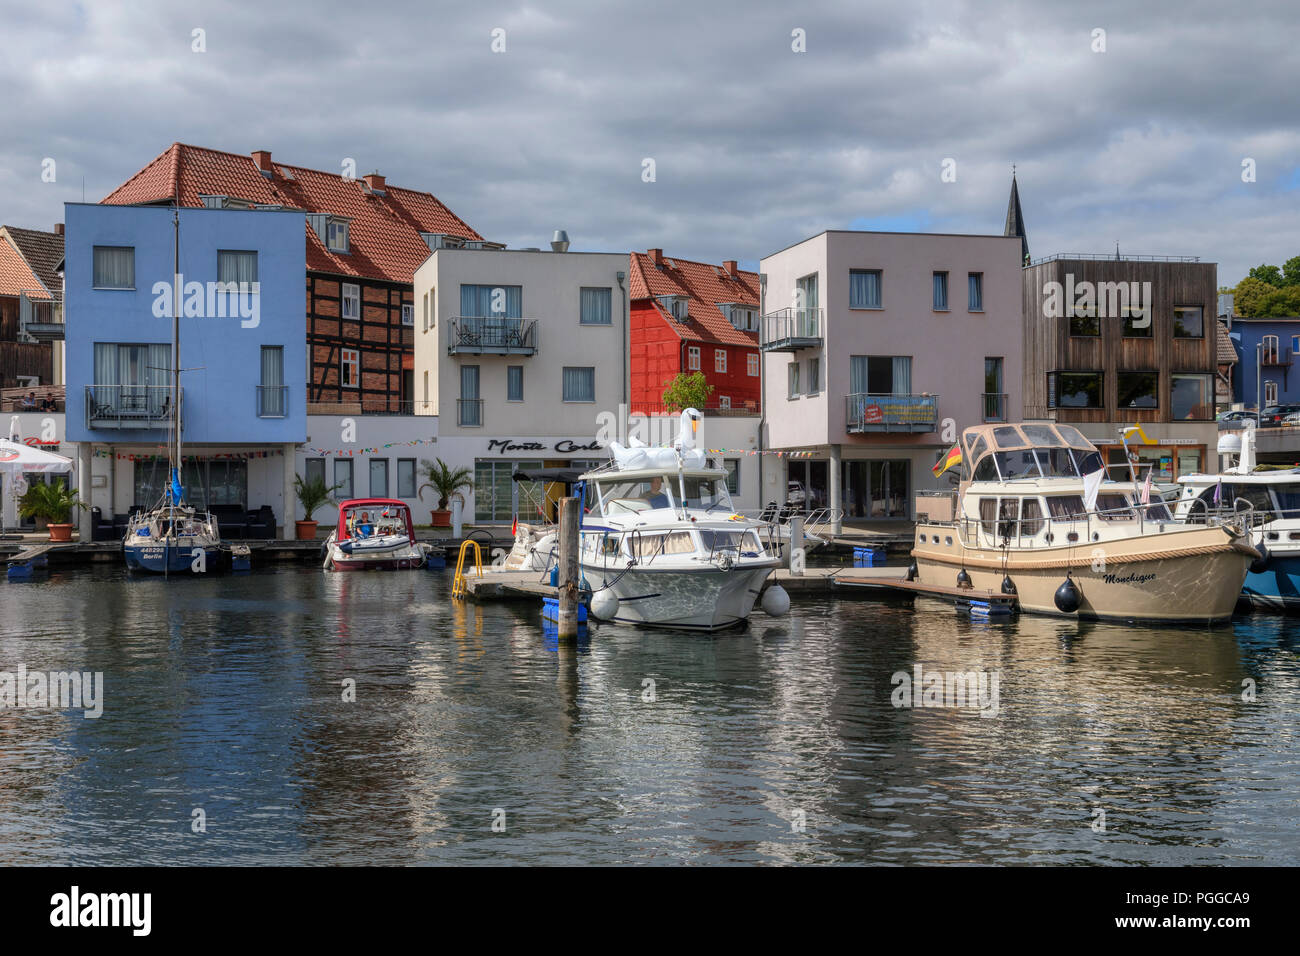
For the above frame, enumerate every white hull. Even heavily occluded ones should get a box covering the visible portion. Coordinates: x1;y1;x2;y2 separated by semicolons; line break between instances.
582;561;776;629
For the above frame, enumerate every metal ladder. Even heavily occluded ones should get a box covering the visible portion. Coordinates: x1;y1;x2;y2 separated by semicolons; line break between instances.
451;539;484;600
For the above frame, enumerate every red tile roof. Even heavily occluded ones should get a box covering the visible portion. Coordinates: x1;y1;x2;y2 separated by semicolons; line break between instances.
102;143;484;285
0;226;63;301
628;251;760;347
0;234;51;300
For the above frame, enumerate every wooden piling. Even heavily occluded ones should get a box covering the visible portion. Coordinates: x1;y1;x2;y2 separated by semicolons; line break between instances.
557;496;580;639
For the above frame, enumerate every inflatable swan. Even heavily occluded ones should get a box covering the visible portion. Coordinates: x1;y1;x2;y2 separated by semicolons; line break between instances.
609;408;707;469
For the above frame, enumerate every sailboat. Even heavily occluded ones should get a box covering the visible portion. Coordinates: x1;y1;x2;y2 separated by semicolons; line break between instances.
122;207;224;574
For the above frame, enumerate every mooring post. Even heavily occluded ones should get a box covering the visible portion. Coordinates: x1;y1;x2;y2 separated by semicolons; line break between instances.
788;515;804;575
557;496;580;639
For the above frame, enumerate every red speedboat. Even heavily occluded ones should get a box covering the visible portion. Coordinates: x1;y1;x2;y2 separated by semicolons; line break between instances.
323;498;428;571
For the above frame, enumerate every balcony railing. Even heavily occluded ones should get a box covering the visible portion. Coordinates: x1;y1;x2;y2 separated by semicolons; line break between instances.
256;385;288;418
1262;347;1292;367
982;392;1008;422
305;399;433;416
845;393;938;433
19;292;63;342
447;316;538;355
85;385;181;429
457;398;484;427
760;308;823;351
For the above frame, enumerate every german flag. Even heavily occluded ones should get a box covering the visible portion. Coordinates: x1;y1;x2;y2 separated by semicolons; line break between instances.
932;444;962;478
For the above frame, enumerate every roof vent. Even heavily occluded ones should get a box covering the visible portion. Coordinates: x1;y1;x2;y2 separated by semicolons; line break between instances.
551;229;570;253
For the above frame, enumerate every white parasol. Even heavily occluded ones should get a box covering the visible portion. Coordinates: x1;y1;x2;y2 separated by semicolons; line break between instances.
0;438;75;538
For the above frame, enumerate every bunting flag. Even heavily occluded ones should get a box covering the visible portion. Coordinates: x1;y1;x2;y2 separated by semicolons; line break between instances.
306;437;437;455
703;448;816;457
932;444;962;478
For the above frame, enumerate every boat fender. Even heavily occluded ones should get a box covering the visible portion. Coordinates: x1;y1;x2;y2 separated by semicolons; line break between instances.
1054;574;1081;614
1250;541;1270;574
1001;574;1017;595
590;589;620;621
761;584;791;616
956;568;972;589
905;561;918;582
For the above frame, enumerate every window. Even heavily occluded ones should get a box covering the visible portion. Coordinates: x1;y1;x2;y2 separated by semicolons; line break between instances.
1117;370;1158;409
849;269;881;309
327;219;349;253
984;357;1005;421
849;355;911;395
1171;373;1213;420
341;348;359;389
719;396;731;409
1263;335;1280;364
369;458;389;498
580;287;612;325
1293;335;1300;355
1122;305;1151;338
933;272;949;310
688;346;700;371
217;250;258;284
305;458;325;489
93;246;135;289
341;283;360;320
788;362;800;399
1266;380;1279;405
397;459;416;498
507;365;523;402
422;371;428;406
1021;498;1044;535
715;349;727;373
1070;307;1100;336
462;284;522;317
459;365;481;427
422;292;429;331
259;345;285;417
401;303;414;327
807;356;820;394
968;273;983;311
724;459;740;494
1173;306;1204;338
747;353;759;376
333;459;354;500
1048;371;1104;409
562;367;595;403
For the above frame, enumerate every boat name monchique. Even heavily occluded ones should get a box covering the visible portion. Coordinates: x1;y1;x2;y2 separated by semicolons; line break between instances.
1101;571;1156;585
486;439;605;455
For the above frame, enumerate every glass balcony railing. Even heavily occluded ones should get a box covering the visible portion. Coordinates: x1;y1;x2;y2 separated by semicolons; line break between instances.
845;393;938;433
760;308;823;352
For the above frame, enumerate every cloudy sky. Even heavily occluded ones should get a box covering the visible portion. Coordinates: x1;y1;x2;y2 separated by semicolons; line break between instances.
1;0;1297;284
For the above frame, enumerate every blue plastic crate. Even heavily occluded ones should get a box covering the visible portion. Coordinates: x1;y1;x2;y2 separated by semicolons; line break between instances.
542;596;588;623
425;553;446;570
853;547;886;568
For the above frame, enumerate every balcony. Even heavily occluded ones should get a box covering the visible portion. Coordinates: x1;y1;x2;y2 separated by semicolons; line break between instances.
256;385;289;418
846;393;938;433
447;316;538;355
760;308;823;352
85;385;181;430
457;398;484;427
1262;347;1293;367
18;291;63;342
982;392;1008;422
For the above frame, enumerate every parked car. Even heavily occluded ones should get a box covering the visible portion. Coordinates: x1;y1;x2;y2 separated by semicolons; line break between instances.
1217;409;1257;423
785;480;806;506
1284;411;1300;427
1259;404;1300;427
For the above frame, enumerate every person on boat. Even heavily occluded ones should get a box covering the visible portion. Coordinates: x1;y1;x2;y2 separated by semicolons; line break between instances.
643;476;670;509
358;512;374;537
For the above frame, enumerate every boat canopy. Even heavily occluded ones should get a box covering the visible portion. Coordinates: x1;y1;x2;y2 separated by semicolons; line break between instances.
961;422;1104;482
511;468;588;484
335;498;415;543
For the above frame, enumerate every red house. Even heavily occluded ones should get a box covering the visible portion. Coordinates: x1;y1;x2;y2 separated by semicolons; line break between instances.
103;144;488;413
628;249;761;414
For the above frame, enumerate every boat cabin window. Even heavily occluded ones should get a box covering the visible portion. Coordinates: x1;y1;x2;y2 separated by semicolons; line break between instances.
679;476;733;511
599;477;675;514
992;426;1023;447
978;497;997;532
698;529;763;556
1236;485;1275;517
1054;424;1091;447
1095;493;1135;520
1046;495;1087;520
1021;497;1044;535
1136;497;1173;522
1020;425;1064;447
629;531;695;560
1273;483;1300;518
996;450;1042;479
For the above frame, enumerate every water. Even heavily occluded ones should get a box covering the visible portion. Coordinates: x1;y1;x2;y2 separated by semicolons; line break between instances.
1;565;1298;865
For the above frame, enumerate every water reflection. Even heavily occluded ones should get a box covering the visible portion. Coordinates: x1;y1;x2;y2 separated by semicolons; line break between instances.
0;568;1296;864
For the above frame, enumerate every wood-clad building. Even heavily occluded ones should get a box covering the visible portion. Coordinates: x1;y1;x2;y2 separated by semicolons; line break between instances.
1022;255;1219;479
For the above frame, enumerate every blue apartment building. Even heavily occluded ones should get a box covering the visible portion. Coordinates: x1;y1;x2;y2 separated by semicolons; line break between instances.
1229;316;1300;409
63;202;306;537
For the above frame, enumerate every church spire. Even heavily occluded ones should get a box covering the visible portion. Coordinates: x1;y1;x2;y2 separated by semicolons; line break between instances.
1004;168;1029;265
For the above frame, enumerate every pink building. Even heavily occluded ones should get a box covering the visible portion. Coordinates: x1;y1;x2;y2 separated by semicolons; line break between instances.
759;230;1024;523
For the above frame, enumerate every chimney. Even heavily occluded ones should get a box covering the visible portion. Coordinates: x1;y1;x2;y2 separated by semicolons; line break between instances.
723;259;738;278
649;248;663;267
550;229;570;253
363;172;386;195
252;150;273;176
53;223;64;237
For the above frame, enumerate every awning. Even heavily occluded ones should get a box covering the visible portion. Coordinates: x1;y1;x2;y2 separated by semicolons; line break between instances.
0;438;74;473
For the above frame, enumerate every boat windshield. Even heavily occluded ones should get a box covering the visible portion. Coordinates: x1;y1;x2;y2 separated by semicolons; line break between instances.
345;506;407;538
680;476;733;512
598;476;676;515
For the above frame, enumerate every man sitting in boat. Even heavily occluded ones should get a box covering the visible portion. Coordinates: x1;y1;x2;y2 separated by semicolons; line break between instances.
642;477;670;509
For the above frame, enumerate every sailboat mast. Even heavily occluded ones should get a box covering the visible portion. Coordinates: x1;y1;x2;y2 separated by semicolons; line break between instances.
171;206;181;532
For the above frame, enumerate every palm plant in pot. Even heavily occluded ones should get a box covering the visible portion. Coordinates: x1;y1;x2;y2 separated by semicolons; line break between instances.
18;479;85;542
294;474;341;540
418;458;473;528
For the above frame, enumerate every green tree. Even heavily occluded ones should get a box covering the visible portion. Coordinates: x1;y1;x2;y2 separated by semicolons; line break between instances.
661;371;714;412
1249;263;1284;287
1283;255;1300;287
1256;285;1300;317
1233;276;1280;317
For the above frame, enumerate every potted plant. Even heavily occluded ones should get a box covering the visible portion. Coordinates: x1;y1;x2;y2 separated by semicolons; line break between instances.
18;479;85;542
418;458;473;528
294;474;340;540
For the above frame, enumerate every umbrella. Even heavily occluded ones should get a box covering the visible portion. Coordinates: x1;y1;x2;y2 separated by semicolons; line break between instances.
0;438;75;538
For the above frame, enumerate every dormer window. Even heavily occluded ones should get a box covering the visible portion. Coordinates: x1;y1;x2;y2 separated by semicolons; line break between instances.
326;219;349;253
421;233;464;252
657;294;689;322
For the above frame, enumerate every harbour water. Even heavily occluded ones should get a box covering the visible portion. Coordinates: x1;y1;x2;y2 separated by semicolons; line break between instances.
1;566;1298;865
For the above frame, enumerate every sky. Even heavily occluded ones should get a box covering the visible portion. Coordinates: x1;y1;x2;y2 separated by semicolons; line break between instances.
1;0;1297;285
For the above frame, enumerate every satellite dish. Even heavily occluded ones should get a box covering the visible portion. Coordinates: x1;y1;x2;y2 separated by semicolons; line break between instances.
1217;433;1242;455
